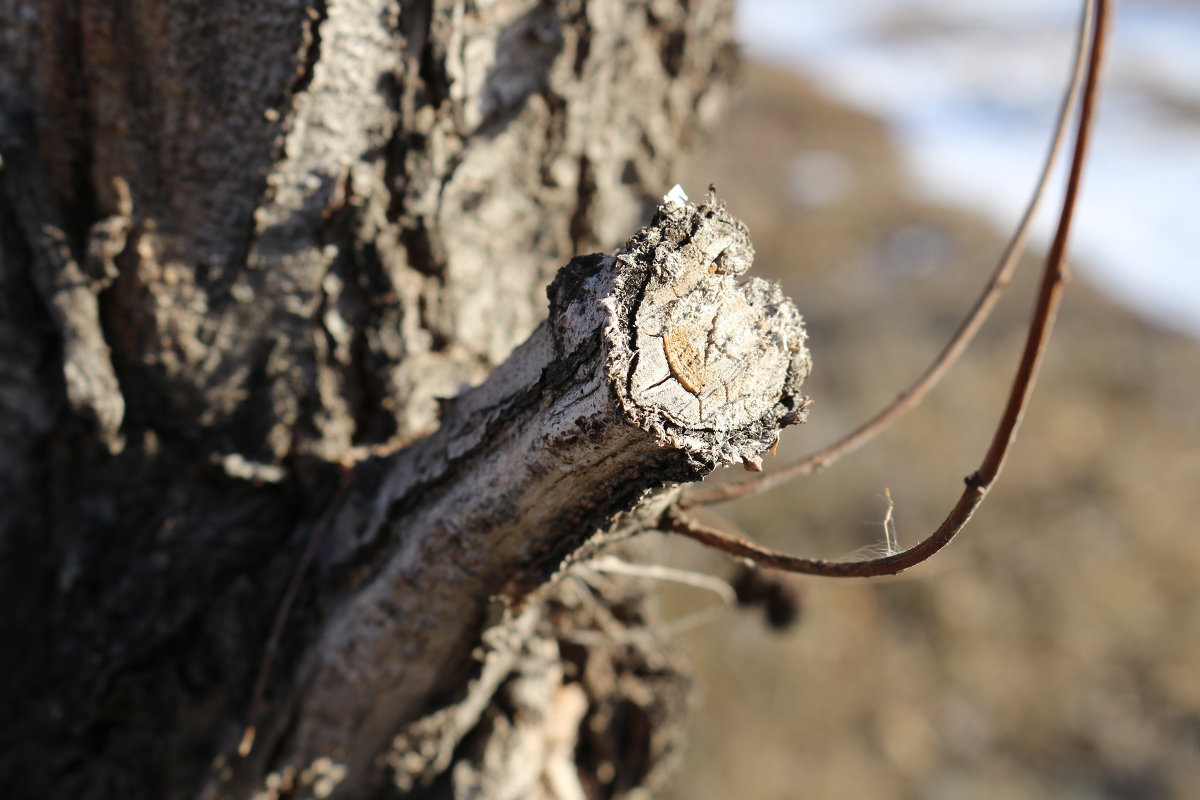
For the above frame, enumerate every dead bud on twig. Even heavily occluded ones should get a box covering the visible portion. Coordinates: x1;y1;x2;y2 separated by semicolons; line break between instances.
731;565;804;631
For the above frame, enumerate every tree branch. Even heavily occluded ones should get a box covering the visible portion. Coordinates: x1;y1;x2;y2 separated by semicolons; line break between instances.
233;192;810;795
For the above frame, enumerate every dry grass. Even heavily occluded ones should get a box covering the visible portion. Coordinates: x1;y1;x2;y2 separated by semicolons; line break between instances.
654;61;1200;800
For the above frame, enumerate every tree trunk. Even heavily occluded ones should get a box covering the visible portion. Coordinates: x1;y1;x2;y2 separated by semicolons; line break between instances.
0;2;808;798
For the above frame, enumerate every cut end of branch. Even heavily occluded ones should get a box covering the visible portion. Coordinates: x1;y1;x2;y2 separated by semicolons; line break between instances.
604;193;811;469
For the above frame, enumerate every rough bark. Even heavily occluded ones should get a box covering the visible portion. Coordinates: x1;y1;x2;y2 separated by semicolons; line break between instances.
0;1;807;799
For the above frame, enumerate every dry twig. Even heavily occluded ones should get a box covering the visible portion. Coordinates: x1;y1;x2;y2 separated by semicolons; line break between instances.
666;0;1110;577
682;0;1097;509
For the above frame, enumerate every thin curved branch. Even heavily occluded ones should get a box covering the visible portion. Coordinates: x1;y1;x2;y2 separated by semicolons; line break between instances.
682;0;1096;509
666;0;1110;577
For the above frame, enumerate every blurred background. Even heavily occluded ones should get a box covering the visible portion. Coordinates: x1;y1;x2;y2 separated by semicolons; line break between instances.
653;1;1200;798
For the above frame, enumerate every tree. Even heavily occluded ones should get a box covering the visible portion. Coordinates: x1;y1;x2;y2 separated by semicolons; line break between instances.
0;2;810;798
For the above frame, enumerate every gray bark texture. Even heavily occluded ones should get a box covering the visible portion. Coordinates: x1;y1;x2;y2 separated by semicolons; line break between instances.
0;1;809;799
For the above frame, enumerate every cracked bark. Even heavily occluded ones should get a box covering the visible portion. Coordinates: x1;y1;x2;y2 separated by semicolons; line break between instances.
0;2;803;799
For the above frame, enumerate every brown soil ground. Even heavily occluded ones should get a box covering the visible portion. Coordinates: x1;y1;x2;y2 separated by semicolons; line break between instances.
652;60;1200;800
